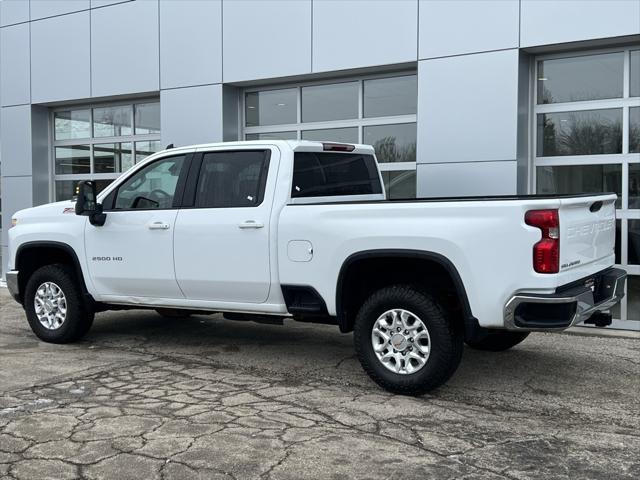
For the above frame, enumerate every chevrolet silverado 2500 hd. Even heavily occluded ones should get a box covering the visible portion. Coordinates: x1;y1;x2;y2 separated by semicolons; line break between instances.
6;141;626;395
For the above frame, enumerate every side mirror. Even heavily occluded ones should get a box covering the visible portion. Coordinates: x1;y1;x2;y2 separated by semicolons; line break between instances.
75;180;106;226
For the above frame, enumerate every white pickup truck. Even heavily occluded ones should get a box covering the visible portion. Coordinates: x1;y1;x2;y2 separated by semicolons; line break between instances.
6;140;626;395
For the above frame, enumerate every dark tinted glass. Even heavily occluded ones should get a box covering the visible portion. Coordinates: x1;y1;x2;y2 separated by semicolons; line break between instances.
381;170;416;199
630;107;640;153
536;164;621;208
301;127;358;143
631;50;639;97
537;109;622;157
114;155;185;210
245;89;297;127
537;52;624;104
292;152;382;198
364;75;417;117
629;220;640;265
629;163;640;208
302;82;358;123
55;145;90;174
364;123;417;163
195;151;269;208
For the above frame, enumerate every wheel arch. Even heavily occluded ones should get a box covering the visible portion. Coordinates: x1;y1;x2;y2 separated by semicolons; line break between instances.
335;249;476;334
15;241;92;305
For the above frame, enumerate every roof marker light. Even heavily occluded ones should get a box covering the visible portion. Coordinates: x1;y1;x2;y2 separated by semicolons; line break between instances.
322;142;355;152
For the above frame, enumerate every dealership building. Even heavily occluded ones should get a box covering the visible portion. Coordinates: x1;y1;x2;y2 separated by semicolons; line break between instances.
0;0;638;330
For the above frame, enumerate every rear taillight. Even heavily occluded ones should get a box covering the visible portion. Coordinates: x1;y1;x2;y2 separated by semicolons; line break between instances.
525;209;559;274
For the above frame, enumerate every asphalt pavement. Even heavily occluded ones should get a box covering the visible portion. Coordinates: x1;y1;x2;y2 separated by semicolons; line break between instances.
1;288;639;480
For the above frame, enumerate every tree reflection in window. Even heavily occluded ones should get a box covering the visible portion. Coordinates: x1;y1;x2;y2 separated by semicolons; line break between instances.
373;136;417;163
538;109;622;157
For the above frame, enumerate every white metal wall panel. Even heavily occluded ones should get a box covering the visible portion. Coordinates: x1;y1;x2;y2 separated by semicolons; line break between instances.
417;161;518;197
31;11;91;103
521;0;640;47
417;49;519;164
1;176;34;249
0;23;30;106
0;0;29;26
160;0;222;89
161;84;223;147
30;0;90;20
419;0;519;59
223;0;311;82
91;0;159;97
0;105;32;177
313;0;417;72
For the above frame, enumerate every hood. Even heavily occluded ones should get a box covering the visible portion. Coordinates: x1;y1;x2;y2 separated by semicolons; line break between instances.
13;200;76;220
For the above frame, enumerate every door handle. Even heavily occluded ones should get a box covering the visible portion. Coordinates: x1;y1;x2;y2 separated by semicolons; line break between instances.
148;221;170;230
238;220;264;229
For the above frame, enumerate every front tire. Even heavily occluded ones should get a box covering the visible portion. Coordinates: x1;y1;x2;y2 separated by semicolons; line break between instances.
465;329;529;352
354;285;463;396
24;264;94;344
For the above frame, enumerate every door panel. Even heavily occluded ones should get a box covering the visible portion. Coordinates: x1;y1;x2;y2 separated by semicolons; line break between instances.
85;154;189;298
174;149;275;303
85;210;183;298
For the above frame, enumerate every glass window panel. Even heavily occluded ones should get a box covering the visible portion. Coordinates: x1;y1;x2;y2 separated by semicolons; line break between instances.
537;52;624;104
302;82;358;123
301;127;358;143
134;102;160;134
629;163;640;208
245;89;297;127
245;131;297;140
55;179;111;201
115;155;186;210
195;151;269;208
364;75;417;118
93;105;132;137
55;145;90;175
631;50;640;97
615;219;621;265
381;170;416;199
292;152;382;198
630;107;640;154
536;164;622;208
135;140;162;164
54;109;90;140
625;275;640;321
363;123;417;163
94;143;133;174
629;220;640;265
536;109;622;157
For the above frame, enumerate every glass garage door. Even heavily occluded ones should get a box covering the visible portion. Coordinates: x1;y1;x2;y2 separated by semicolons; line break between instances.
51;100;161;201
534;47;640;331
242;73;418;200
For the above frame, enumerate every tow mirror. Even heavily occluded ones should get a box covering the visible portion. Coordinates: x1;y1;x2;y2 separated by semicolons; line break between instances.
75;180;106;226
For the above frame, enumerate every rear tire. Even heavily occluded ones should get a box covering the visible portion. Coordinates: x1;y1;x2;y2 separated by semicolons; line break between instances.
465;329;529;352
353;285;463;396
24;264;94;344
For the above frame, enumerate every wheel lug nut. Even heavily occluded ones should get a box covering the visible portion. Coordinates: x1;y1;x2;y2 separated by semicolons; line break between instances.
397;327;401;332
404;330;408;334
409;338;414;343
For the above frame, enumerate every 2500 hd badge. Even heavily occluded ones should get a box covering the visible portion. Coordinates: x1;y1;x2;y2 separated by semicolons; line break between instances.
92;256;123;262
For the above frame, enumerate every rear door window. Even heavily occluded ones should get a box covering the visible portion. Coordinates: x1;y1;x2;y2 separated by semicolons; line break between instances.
292;152;382;198
194;150;270;208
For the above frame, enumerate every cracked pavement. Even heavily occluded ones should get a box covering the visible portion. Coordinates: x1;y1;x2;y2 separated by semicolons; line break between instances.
1;289;639;479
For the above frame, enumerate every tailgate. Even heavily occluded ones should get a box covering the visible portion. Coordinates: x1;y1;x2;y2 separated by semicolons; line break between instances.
559;194;617;273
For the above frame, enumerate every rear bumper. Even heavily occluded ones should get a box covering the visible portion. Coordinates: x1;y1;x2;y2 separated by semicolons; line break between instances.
504;267;626;331
6;270;21;304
